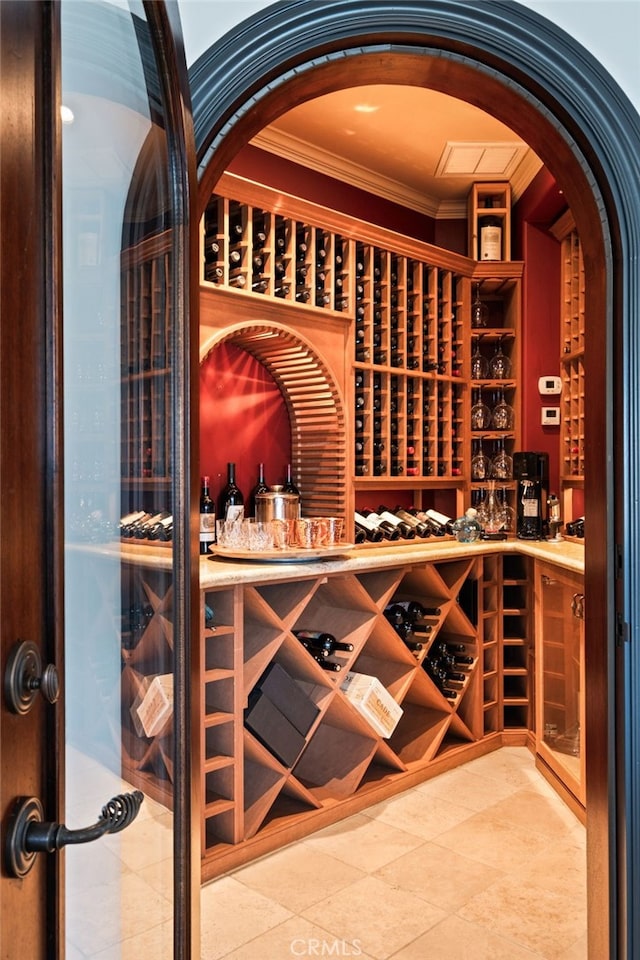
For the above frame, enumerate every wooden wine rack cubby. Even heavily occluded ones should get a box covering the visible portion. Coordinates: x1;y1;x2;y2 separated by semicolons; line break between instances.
551;210;585;522
200;173;524;528
198;548;538;880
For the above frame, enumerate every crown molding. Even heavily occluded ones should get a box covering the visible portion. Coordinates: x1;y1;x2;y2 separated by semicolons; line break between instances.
252;126;542;219
251;128;441;218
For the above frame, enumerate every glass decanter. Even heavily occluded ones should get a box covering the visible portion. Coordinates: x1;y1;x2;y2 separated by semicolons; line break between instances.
498;486;516;533
491;387;514;431
471;438;491;481
471;283;488;329
488;336;512;379
491;437;513;480
471;388;492;431
481;481;504;536
471;337;489;380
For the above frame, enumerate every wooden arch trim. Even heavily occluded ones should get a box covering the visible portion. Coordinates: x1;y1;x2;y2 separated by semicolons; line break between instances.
188;6;640;957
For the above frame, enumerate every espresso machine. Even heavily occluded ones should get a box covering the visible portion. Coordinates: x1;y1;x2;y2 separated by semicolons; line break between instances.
513;452;549;539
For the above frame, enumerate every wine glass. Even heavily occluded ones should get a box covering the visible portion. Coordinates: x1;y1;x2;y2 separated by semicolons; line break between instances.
471;438;491;481
492;387;514;430
471;388;492;431
471;283;488;328
489;336;512;379
471;337;489;380
491;438;513;479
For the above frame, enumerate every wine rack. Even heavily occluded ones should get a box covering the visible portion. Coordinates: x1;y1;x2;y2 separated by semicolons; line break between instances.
121;230;173;509
203;194;351;314
469;267;523;526
197;552;527;880
551;211;585;522
200;173;523;533
353;243;466;485
501;554;533;732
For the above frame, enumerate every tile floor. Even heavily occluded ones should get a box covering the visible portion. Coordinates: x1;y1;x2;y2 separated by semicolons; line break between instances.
64;746;586;959
201;747;587;960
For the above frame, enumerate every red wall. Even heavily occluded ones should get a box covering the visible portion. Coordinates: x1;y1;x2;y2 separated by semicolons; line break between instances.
200;342;291;510
513;167;567;496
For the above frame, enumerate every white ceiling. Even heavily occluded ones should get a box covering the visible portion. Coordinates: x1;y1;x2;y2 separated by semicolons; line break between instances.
252;85;543;219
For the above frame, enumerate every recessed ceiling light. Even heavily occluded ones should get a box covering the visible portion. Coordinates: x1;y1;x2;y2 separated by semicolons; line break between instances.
60;104;74;124
354;103;379;114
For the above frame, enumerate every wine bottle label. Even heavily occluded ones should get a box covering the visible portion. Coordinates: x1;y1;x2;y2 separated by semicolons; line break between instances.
200;513;216;541
480;225;502;260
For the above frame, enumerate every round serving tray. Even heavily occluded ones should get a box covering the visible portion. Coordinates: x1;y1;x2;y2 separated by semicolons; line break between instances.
210;543;354;563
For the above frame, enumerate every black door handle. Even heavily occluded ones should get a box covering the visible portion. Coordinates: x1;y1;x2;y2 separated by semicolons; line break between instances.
5;790;144;878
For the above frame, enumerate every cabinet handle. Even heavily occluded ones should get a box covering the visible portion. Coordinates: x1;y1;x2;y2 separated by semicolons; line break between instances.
571;592;585;619
541;575;557;586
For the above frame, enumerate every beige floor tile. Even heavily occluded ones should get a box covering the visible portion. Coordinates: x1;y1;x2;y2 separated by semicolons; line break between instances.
432;810;553;872
200;876;293;960
552;933;588;960
137;854;173;900
103;810;174;873
301;874;446;960
389;914;543;959
215;915;377;960
462;748;543;789
92;920;173;960
373;840;505;911
458;873;587;957
412;762;523;811
301;812;424;872
67;871;173;956
362;785;476;841
232;842;366;912
481;786;582;839
509;837;586;899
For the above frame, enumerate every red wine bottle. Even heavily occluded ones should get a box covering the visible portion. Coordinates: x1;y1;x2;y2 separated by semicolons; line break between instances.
218;462;244;521
200;476;216;553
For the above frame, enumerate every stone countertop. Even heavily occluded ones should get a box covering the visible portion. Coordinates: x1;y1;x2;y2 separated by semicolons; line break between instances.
199;536;584;589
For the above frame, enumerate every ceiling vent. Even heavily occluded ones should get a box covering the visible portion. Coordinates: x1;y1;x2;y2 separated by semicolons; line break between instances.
436;141;528;178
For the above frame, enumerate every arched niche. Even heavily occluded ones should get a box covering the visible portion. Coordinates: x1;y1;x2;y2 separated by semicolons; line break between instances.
188;4;640;955
200;322;347;518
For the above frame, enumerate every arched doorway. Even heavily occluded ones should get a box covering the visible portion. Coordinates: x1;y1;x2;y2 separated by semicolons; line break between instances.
189;3;640;956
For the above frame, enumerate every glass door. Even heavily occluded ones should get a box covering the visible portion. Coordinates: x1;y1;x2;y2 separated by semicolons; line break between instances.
61;2;196;956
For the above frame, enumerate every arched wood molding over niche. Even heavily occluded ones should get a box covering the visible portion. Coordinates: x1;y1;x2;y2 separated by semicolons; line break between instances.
200;323;348;518
189;3;640;957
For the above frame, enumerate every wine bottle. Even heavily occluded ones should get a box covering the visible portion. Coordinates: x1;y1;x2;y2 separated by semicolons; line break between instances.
148;513;173;541
377;505;417;539
354;512;385;543
218;462;244;521
392;506;431;538
200;476;216;553
315;658;342;672
249;463;269;517
566;516;585;537
479;197;503;261
119;510;146;537
360;509;401;541
282;463;300;498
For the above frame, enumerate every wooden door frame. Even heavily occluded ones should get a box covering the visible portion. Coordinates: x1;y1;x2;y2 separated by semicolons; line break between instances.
188;2;640;957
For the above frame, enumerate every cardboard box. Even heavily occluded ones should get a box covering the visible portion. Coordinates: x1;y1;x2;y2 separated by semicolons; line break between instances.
135;674;173;738
245;690;307;768
340;672;403;739
257;662;319;736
